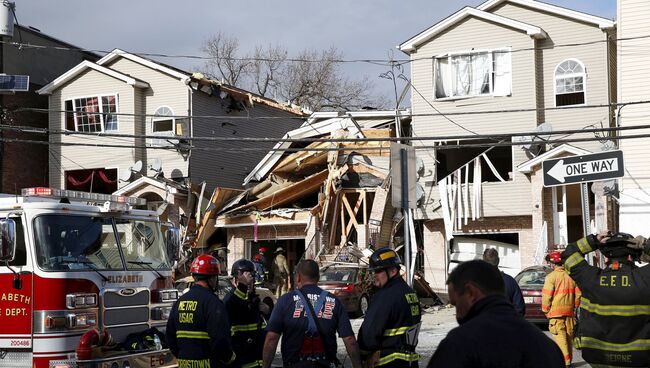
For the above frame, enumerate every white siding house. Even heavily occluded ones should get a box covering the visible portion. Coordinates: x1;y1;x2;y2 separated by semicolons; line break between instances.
37;49;304;203
399;0;616;292
617;0;650;235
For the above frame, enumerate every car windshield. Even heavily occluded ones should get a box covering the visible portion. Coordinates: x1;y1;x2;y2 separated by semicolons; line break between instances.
320;268;358;282
34;215;171;271
515;269;548;287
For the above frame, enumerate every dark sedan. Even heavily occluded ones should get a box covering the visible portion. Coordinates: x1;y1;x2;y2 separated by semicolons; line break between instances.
514;265;552;324
318;263;372;317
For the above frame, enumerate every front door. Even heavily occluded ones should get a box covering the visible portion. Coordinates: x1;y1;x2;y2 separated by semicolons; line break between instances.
552;186;568;245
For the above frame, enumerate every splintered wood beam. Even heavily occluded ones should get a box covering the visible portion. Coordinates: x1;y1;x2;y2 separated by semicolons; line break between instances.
237;170;329;212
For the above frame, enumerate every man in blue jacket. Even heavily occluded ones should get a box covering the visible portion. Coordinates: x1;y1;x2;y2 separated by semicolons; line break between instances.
427;260;563;368
482;248;525;316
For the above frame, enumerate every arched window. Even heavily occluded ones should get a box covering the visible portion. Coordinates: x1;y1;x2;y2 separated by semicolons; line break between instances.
555;59;585;106
152;106;175;134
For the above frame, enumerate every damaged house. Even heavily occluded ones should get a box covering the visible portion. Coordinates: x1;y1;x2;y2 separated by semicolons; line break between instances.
398;0;617;292
195;110;410;280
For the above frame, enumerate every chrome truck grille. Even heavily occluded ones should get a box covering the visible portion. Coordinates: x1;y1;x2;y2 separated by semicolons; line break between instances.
102;288;150;342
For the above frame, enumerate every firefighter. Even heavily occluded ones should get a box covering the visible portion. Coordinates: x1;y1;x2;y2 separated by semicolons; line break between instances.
358;247;421;367
272;247;290;298
542;251;581;367
166;254;238;367
224;259;272;368
561;232;650;367
262;259;362;368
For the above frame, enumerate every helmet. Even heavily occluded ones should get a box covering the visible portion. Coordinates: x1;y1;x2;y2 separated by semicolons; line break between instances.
231;259;256;276
253;254;262;262
275;247;285;254
601;232;640;259
369;247;402;271
545;251;562;265
190;254;221;276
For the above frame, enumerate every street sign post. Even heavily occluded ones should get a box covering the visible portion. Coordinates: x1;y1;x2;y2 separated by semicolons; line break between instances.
542;150;624;188
390;143;417;208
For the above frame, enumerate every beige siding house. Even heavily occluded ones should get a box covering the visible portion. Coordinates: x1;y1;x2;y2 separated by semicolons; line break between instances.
398;0;616;292
617;0;650;235
37;49;304;211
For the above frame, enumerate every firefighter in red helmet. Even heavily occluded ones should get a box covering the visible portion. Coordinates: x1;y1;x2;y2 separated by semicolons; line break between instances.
542;250;581;367
166;254;238;367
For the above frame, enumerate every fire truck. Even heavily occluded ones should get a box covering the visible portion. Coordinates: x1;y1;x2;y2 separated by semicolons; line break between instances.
0;187;180;368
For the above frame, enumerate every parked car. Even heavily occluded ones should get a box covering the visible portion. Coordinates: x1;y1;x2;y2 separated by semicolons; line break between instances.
318;263;372;317
514;265;552;324
175;275;276;308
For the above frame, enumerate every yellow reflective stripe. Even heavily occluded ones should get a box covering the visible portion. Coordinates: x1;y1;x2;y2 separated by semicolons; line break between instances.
578;336;650;352
376;352;420;366
242;360;263;368
231;323;263;334
581;297;650;316
223;351;237;364
176;330;210;339
383;326;410;336
576;237;592;254
564;252;585;273
235;288;248;300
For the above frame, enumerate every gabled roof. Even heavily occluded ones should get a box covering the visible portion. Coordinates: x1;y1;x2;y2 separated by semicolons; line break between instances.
97;48;190;83
477;0;615;29
517;143;590;173
399;7;547;53
36;60;150;95
243;110;407;185
113;176;185;196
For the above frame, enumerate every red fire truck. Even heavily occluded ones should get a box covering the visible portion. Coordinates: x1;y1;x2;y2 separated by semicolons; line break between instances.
0;187;180;368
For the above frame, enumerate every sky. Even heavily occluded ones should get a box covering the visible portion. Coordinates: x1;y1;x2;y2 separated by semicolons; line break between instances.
14;0;616;104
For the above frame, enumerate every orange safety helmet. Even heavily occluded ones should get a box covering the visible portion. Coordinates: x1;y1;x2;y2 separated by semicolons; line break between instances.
190;254;221;276
546;251;562;265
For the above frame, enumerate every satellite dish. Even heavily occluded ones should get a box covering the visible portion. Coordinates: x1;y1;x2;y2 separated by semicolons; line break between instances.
132;160;143;173
517;123;553;153
416;183;425;206
149;158;163;177
119;170;132;182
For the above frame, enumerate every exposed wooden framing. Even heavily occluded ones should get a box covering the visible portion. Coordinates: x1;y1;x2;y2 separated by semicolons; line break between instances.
236;170;328;212
215;210;311;227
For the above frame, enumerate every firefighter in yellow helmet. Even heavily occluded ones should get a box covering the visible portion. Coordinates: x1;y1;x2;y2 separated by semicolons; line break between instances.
358;247;421;367
542;250;581;367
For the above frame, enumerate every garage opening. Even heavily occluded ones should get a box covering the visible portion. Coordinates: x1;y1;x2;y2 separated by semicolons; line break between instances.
247;238;305;293
449;233;520;277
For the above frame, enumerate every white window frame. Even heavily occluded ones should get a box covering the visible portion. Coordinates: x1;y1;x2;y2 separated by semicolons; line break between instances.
554;58;586;107
65;93;119;132
151;106;177;147
433;47;512;101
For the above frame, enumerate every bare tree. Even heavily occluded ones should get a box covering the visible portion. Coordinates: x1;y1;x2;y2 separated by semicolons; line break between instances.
202;32;251;86
201;35;387;111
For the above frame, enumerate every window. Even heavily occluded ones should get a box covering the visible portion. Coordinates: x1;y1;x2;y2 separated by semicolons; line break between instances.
153;106;174;134
435;49;511;99
65;168;118;194
555;59;585;106
151;106;189;147
65;94;118;132
435;139;513;183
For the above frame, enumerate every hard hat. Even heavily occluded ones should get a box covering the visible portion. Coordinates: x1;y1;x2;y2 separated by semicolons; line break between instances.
190;254;221;276
253;254;262;262
231;259;256;276
275;247;285;254
369;247;402;271
545;251;562;265
601;232;641;259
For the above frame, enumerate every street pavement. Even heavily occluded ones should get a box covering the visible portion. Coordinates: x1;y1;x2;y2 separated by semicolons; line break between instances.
271;306;590;367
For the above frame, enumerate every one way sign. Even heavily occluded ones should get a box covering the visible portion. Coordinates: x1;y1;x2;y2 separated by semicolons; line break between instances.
542;150;624;187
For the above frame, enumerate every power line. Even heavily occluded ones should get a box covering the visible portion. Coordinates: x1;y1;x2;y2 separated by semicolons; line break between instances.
3;33;650;66
4;121;650;144
3;131;650;152
12;99;650;121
